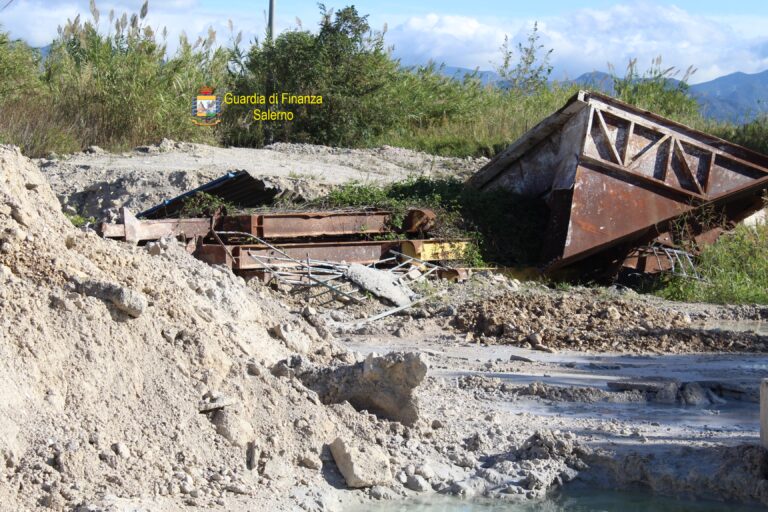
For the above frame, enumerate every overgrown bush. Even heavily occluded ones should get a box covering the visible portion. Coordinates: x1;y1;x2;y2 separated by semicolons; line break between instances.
610;56;700;124
658;221;768;304
223;5;400;147
309;177;549;266
0;1;229;156
2;2;767;161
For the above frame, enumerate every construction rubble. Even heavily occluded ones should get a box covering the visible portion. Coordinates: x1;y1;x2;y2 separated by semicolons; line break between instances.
3;93;768;511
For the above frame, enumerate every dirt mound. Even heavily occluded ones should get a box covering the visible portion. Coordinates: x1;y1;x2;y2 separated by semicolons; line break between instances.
0;145;394;510
451;288;768;353
38;140;485;221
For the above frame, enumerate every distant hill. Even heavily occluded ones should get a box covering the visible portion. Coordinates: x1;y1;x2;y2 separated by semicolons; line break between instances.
567;70;768;123
690;70;768;123
439;66;500;86
435;66;768;124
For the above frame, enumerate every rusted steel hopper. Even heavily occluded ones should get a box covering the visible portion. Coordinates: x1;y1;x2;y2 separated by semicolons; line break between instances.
468;91;768;278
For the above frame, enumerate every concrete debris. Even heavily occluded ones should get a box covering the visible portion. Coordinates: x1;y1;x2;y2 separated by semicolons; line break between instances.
344;263;414;307
329;437;392;488
293;352;428;425
74;279;148;318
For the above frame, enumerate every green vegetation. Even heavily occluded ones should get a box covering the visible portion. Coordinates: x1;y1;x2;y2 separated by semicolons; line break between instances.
308;177;548;267
65;213;96;227
179;191;234;218
658;222;768;304
0;1;227;156
0;2;766;160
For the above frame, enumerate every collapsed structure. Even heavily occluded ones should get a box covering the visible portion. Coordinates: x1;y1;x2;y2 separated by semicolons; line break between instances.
98;91;768;282
468;91;768;278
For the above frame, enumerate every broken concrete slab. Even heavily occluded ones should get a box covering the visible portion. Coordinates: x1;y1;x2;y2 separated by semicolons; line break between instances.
293;352;428;426
329;437;392;488
344;263;413;307
74;279;147;318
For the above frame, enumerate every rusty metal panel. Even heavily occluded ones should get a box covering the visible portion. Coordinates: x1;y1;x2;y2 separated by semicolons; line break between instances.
99;208;211;243
469;90;768;277
232;240;403;269
259;211;390;238
556;161;692;264
194;244;233;268
101;208;437;242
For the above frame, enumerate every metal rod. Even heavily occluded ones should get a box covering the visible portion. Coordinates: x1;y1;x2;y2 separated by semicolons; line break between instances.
389;250;441;269
268;0;275;40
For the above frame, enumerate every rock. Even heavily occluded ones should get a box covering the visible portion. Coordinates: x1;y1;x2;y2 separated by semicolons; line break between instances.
271;323;312;354
211;410;254;447
405;474;431;492
297;453;322;470
681;382;710;406
528;333;542;345
76;279;147;318
344;263;413;307
370;485;396;500
329;438;392;488
509;354;534;363
296;352;428;426
431;419;444;429
198;395;237;413
653;382;680;404
111;442;131;459
263;457;292;481
604;306;621;321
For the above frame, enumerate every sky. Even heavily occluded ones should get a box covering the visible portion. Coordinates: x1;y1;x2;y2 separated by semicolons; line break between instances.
2;0;768;83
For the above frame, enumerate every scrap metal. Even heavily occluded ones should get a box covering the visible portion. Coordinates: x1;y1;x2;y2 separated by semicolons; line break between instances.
100;207;437;244
468;90;768;278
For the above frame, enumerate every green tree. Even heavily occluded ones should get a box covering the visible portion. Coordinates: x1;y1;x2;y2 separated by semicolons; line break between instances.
223;4;401;147
43;0;229;150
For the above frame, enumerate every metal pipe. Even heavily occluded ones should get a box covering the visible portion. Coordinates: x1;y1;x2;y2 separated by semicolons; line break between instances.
268;0;275;40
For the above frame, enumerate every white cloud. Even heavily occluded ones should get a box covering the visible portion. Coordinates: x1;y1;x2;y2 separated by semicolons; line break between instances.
386;14;508;69
386;2;768;83
1;0;266;51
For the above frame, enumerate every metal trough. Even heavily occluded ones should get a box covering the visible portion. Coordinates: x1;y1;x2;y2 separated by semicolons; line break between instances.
468;90;768;278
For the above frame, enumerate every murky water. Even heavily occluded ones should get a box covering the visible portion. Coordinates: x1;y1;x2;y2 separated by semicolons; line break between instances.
351;488;764;511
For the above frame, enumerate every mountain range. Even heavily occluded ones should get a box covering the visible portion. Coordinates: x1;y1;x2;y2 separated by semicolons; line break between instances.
441;66;768;124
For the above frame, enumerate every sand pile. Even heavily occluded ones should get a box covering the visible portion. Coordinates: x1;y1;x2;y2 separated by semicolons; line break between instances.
0;145;390;511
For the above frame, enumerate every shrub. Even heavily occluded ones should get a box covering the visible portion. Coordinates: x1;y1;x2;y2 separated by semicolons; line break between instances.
43;1;229;152
309;177;549;266
659;221;768;304
223;5;400;148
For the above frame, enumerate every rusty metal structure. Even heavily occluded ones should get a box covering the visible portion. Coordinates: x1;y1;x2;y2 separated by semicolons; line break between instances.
100;207;436;244
99;206;467;278
468;90;768;278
